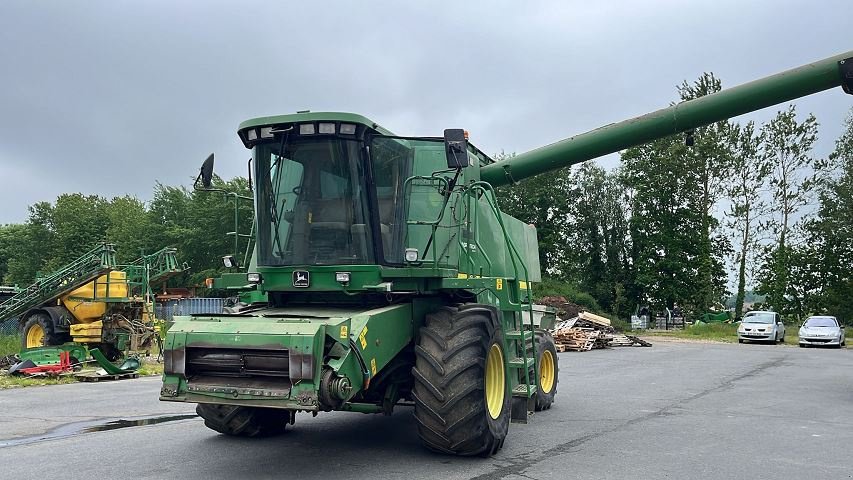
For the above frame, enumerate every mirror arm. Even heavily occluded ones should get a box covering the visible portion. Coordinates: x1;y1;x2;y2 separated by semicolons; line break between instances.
247;157;254;192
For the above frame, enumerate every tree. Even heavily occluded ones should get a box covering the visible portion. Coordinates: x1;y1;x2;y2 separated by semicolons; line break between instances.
46;193;110;271
5;202;55;284
148;176;254;286
757;106;820;314
106;196;158;263
725;121;771;317
621;136;706;315
562;163;634;317
796;109;853;322
620;73;732;318
676;73;733;313
0;224;28;284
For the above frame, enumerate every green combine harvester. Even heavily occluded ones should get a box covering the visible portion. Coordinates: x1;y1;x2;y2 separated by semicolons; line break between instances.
160;51;853;456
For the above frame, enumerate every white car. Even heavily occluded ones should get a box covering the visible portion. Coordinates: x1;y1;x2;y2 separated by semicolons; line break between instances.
737;311;785;344
799;316;845;348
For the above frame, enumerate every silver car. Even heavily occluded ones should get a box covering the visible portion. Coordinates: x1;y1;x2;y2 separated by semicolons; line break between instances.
737;311;785;344
799;316;846;348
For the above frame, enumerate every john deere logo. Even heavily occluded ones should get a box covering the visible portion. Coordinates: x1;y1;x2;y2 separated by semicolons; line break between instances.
293;271;310;288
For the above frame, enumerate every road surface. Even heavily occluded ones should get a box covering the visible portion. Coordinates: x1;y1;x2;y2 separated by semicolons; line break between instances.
1;341;851;479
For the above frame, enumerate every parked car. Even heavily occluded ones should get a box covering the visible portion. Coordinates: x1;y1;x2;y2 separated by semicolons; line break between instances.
798;316;845;348
737;311;785;344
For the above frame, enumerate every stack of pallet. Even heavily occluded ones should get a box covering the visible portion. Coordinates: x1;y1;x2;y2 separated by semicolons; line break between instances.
605;333;652;347
550;311;653;351
552;312;614;352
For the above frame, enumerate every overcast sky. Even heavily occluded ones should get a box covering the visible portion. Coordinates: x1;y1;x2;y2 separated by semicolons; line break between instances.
0;0;851;225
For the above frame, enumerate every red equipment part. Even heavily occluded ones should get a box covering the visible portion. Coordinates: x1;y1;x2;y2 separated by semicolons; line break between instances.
18;351;72;375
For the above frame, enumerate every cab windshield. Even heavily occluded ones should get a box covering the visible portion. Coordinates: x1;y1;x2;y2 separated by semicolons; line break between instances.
255;138;373;266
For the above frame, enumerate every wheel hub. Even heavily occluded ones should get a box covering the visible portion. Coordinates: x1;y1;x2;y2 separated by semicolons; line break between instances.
540;350;555;394
485;344;505;420
26;324;45;349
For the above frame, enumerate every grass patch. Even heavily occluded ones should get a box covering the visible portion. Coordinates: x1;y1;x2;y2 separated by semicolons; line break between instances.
137;361;164;377
0;373;77;389
0;335;20;356
642;323;740;342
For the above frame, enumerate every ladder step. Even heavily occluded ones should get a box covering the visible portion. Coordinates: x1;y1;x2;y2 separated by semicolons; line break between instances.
508;357;535;369
505;330;534;341
512;384;537;397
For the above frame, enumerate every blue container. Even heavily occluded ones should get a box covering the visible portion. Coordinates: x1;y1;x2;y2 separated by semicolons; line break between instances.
155;298;226;322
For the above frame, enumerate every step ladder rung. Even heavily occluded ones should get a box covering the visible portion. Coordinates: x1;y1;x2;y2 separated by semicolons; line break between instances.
508;357;535;369
512;384;537;397
505;330;534;341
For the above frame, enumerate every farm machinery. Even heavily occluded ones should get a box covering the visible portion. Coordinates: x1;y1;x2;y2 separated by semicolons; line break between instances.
160;51;853;455
0;244;186;360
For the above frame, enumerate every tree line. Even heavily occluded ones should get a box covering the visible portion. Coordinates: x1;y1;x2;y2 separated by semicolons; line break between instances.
0;177;253;288
503;74;853;324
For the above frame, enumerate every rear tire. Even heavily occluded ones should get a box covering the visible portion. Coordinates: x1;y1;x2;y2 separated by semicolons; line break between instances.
412;305;510;457
532;331;558;411
20;313;63;350
196;404;290;437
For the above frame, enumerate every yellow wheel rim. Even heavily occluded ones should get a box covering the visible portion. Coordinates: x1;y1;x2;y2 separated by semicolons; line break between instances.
26;323;45;348
540;350;555;394
485;343;505;420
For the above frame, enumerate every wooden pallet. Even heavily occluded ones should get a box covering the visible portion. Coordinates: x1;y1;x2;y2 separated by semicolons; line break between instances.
74;371;140;382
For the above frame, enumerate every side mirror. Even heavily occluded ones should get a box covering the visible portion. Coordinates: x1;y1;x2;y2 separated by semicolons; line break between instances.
444;129;470;168
195;153;215;189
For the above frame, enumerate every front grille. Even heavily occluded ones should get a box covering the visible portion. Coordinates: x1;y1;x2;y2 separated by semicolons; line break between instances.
804;338;831;343
186;347;289;378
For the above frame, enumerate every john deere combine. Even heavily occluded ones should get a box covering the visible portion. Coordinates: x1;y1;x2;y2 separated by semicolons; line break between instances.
160;51;853;455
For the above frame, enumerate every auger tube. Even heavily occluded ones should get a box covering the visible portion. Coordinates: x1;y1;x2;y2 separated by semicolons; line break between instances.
481;50;853;187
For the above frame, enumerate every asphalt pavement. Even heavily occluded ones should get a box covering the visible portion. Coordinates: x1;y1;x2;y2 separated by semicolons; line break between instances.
1;341;851;480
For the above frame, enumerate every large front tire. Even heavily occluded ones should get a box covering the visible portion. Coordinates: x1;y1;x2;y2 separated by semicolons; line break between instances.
412;305;510;457
196;404;290;437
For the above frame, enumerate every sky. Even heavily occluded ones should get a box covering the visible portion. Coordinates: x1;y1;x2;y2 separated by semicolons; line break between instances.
0;0;851;225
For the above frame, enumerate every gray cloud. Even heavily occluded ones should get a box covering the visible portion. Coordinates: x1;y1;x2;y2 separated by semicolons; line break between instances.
1;0;850;224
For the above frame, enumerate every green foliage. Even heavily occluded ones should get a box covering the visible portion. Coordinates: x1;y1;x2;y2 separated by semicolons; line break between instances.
681;322;738;341
0;335;19;356
756;106;820;314
1;175;253;291
148;176;253;286
532;277;602;313
562;163;635;318
725;121;769;317
789;109;853;324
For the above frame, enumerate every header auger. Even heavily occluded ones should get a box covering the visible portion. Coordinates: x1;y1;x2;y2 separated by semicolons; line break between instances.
160;50;852;456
